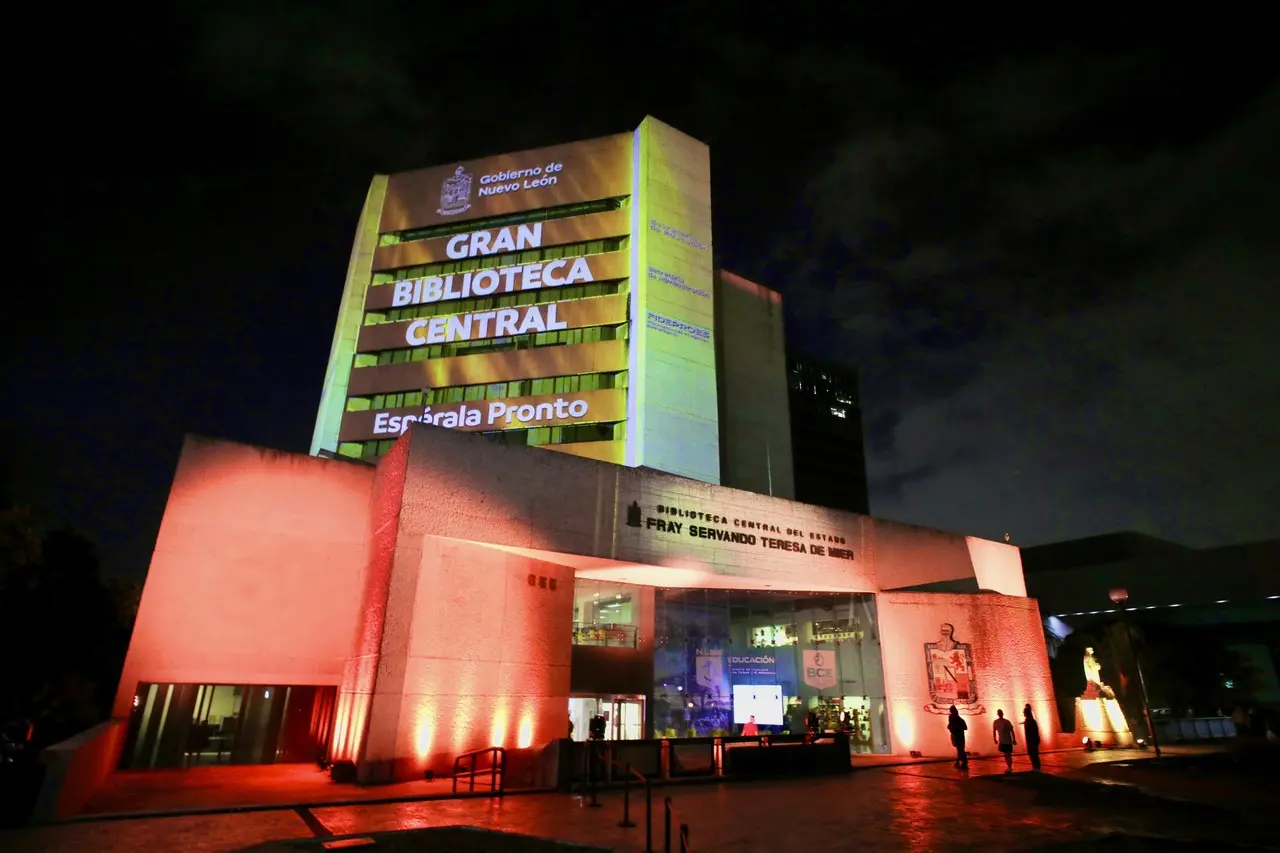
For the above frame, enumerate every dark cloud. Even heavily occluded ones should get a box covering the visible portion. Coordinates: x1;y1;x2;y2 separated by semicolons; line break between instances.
777;48;1280;547
8;4;1277;580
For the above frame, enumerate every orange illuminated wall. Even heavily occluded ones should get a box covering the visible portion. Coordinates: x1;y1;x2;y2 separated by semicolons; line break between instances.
876;592;1059;757
337;432;575;781
873;519;1026;596
112;437;375;720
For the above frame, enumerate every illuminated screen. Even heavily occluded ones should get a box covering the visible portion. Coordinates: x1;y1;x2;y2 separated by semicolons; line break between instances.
732;684;784;726
627;117;720;484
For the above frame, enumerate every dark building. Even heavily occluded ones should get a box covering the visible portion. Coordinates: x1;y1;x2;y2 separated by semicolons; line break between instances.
1025;532;1280;717
785;354;870;515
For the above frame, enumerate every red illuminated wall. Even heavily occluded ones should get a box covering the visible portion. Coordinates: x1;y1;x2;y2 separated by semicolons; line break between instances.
877;592;1059;757
112;437;374;719
331;435;411;767
362;537;574;780
872;519;1025;595
111;426;1049;783
332;433;575;781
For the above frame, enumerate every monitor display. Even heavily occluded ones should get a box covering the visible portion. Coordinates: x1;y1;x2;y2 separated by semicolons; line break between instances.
732;684;784;726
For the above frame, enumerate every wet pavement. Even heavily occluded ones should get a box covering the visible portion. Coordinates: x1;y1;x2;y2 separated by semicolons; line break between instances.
4;746;1275;853
79;764;467;815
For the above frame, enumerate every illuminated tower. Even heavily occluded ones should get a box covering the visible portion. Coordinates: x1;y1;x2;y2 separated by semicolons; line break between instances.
311;117;721;485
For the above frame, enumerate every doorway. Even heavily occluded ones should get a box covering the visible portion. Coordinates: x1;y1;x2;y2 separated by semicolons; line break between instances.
569;694;646;742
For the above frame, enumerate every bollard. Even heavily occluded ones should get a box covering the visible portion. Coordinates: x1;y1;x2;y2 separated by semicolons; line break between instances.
618;763;636;827
663;796;673;853
587;743;602;808
644;780;654;852
679;823;690;853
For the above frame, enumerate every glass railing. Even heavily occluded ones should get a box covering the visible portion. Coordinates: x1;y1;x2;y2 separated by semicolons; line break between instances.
572;622;638;648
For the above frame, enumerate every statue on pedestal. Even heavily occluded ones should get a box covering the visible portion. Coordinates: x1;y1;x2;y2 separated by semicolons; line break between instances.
1081;647;1116;700
1073;646;1132;745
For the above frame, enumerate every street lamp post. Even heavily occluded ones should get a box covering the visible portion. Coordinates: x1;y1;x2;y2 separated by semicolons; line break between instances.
1109;588;1161;757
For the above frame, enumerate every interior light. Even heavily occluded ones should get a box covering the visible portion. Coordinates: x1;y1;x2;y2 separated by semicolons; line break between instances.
1215;600;1229;604
1124;607;1137;611
264;690;271;699
615;594;622;599
1169;604;1181;608
1267;595;1278;600
1144;605;1157;610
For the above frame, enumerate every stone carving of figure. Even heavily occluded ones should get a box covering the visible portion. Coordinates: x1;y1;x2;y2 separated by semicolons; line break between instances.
937;623;958;651
1082;647;1115;700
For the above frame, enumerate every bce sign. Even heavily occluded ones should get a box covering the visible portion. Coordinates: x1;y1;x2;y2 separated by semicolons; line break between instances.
802;650;837;690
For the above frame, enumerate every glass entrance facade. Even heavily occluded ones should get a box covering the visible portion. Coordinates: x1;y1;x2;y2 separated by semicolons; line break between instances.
568;694;646;742
120;683;337;769
652;589;890;753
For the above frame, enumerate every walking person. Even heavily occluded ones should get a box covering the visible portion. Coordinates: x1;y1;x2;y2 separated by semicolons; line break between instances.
993;709;1017;774
947;705;969;769
1022;704;1041;771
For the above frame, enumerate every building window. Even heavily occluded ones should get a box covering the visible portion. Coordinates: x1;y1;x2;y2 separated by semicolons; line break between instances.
830;407;847;418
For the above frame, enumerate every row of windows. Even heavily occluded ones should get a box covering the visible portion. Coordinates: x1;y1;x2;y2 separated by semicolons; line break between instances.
382;197;628;246
349;371;628;411
366;281;624;325
354;324;628;367
373;237;627;283
343;420;625;460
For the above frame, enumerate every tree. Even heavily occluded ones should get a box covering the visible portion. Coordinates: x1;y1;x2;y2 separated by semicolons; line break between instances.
0;517;136;748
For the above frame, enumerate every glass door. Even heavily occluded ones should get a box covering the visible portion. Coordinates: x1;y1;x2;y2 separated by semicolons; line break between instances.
611;696;645;741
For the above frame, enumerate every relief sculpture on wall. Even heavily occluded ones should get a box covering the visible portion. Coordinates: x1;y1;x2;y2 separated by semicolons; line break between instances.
923;623;986;715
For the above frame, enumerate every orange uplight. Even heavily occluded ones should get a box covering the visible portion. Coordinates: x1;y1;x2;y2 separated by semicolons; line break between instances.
1078;699;1105;731
517;716;534;749
491;706;509;748
415;714;433;759
893;702;915;749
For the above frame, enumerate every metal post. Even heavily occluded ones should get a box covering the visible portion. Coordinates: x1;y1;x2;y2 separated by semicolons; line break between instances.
680;823;690;853
1113;596;1162;758
1132;649;1161;757
663;796;673;853
588;743;601;807
618;764;636;827
644;780;654;852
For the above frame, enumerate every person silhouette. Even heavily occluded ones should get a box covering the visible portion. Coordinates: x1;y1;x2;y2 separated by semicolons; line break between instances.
993;709;1017;774
947;705;968;769
1023;705;1041;770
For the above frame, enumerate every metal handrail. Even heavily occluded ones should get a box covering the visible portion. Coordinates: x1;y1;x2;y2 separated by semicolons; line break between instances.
451;745;506;795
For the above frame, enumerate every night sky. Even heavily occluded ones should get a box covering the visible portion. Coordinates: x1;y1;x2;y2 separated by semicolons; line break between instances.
8;3;1278;580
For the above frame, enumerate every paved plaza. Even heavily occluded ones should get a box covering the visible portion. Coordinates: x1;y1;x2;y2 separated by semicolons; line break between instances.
4;747;1276;852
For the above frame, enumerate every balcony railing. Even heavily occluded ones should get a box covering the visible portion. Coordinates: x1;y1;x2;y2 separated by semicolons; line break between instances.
573;622;638;648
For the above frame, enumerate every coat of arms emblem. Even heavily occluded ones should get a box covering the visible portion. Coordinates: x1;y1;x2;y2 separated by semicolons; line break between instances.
437;166;473;216
923;622;985;715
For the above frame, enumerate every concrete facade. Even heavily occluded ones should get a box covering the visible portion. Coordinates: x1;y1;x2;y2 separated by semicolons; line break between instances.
112;427;1058;780
713;269;794;500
